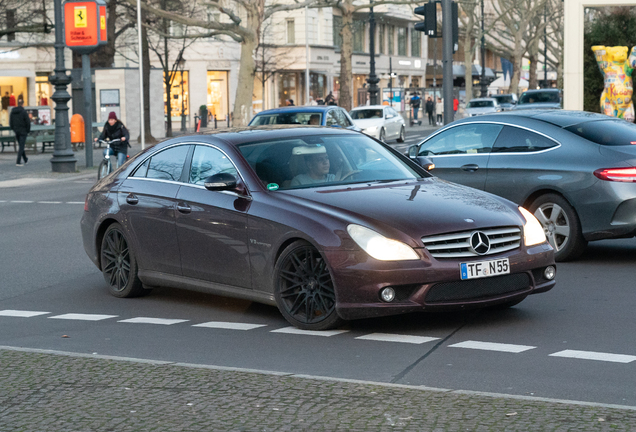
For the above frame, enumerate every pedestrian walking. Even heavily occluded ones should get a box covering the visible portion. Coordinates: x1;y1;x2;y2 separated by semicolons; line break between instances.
94;112;130;168
436;97;444;125
409;92;421;125
325;91;336;105
10;99;31;166
425;96;435;125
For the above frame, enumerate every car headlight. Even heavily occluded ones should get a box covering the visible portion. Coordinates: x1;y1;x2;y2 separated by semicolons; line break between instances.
519;207;547;246
364;126;378;133
347;224;419;261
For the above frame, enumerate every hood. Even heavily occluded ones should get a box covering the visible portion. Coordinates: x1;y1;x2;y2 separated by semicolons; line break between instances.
280;178;523;246
465;107;497;115
351;118;384;130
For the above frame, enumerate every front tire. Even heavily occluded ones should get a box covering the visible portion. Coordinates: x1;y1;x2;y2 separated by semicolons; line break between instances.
379;128;386;143
397;126;405;143
101;223;145;298
97;159;111;180
274;240;344;330
529;194;587;262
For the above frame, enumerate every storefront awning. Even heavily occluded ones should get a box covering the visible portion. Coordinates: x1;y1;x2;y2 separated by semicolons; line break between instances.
0;69;35;78
451;65;495;79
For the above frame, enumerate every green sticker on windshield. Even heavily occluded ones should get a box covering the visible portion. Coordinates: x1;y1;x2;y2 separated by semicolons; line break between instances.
267;183;279;191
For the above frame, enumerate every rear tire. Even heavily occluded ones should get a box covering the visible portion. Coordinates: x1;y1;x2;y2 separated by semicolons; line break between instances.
97;159;111;180
101;223;145;298
529;194;587;262
274;240;344;330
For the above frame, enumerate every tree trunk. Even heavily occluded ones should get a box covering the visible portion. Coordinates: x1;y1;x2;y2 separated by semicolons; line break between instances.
338;4;354;111
140;9;157;144
528;54;538;90
233;33;258;127
162;0;172;138
509;35;524;96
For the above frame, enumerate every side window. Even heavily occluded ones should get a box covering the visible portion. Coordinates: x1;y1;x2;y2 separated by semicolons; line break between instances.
132;158;149;177
419;124;503;156
334;109;352;127
325;110;338;126
189;145;237;185
492;126;558;153
146;145;190;181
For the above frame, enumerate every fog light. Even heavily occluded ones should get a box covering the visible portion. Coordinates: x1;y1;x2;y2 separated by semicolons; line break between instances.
380;287;396;302
544;266;556;280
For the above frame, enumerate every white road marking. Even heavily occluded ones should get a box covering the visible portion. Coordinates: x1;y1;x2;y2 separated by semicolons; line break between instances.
271;327;349;337
49;313;118;321
118;317;189;325
193;321;267;330
356;333;439;344
10;200;34;203
0;310;50;317
66;201;85;204
38;201;62;204
448;340;536;353
0;200;6;202
549;350;636;364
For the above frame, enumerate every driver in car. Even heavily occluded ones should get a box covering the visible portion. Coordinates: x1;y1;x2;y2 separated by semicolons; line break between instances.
291;151;335;186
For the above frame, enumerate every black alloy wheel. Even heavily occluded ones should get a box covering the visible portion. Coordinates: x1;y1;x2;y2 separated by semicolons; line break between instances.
100;223;146;298
397;126;405;143
379;128;386;143
274;240;344;330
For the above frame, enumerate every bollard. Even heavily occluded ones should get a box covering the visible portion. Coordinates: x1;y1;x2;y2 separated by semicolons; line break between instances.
214;115;217;129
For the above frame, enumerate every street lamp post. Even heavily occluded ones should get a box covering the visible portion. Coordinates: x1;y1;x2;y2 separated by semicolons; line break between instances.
366;2;380;105
49;0;77;173
479;0;488;97
178;55;186;132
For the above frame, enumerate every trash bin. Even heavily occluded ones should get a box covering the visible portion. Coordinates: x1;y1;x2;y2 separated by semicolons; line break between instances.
199;105;208;128
70;113;85;151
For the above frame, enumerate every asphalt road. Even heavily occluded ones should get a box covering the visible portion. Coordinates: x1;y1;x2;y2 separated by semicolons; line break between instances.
1;129;635;413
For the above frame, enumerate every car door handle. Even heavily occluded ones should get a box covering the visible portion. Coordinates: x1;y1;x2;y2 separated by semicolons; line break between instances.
125;194;139;205
176;203;191;214
461;164;480;172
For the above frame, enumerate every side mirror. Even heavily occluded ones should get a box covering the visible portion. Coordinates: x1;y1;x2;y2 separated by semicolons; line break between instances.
408;145;419;158
204;173;237;191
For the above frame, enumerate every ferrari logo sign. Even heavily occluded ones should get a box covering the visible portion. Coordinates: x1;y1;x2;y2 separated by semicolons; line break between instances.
100;15;106;30
75;6;87;28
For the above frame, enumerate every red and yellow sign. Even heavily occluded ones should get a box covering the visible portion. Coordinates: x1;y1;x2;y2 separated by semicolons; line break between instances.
99;5;107;42
64;1;99;48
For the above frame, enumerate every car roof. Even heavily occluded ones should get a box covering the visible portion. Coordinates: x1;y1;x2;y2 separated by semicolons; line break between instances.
521;88;560;94
350;105;388;110
253;106;339;115
468;98;497;102
453;110;614;128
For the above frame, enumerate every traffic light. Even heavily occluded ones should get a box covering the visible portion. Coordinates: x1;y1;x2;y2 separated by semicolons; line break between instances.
414;2;437;37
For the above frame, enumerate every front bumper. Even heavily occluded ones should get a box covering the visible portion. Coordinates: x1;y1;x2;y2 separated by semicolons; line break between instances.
327;243;555;320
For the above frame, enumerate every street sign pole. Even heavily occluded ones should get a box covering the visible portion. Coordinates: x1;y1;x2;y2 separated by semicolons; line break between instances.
442;0;454;124
82;53;93;167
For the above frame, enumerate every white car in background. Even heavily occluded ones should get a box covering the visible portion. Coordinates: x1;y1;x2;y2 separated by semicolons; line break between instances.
349;105;406;143
465;98;502;116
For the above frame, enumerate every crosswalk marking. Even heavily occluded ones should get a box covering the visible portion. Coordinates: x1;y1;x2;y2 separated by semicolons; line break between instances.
0;310;49;318
118;317;188;325
49;313;118;321
193;322;267;330
448;340;536;353
270;327;349;337
549;350;636;364
355;333;439;344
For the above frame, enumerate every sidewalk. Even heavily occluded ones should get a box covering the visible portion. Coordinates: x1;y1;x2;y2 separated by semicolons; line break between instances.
0;346;634;431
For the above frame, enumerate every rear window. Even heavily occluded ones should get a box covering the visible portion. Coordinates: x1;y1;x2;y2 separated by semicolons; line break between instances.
493;95;514;104
350;109;384;119
519;91;560;104
565;120;636;146
250;112;323;126
467;100;494;108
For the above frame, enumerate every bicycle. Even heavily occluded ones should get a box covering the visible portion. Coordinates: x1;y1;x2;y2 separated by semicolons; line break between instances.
97;139;122;180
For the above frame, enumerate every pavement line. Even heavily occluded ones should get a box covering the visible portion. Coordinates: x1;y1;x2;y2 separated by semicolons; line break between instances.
118;317;189;325
1;345;635;412
49;313;118;321
448;340;536;353
10;200;34;203
549;349;636;364
355;333;440;344
0;309;50;318
66;201;85;204
37;201;62;204
193;321;267;330
270;326;349;337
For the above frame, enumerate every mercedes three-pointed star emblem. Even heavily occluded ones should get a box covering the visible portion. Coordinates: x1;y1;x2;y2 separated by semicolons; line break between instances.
470;231;490;255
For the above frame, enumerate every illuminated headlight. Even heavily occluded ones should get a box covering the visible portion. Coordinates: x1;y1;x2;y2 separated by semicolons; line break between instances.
347;224;419;261
519;207;547;246
364;126;378;133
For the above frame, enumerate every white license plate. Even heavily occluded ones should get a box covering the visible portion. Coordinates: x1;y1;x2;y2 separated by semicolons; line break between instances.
460;258;510;280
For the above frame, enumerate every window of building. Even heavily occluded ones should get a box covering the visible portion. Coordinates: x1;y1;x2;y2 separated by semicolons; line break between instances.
353;20;365;52
388;25;394;55
207;71;228;120
287;19;295;44
163;71;189;119
35;74;51;107
278;73;298;107
333;15;342;48
411;28;421;57
378;24;385;55
310;73;327;103
397;27;407;56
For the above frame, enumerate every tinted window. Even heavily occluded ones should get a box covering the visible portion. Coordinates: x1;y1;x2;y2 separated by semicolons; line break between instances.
325;110;338;126
467;100;494;108
250;112;323;126
351;109;384;119
493;95;514;104
519;91;560;104
189;145;237;185
492;126;557;153
418;124;503;156
565;120;636;146
334;109;352;127
132;159;149;177
146;145;190;181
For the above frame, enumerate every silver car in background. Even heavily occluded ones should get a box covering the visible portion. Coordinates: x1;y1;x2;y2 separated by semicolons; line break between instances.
465;98;502;117
408;110;636;261
349;105;406;143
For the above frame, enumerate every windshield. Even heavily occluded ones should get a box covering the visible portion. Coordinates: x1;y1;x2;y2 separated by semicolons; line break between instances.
238;134;425;190
565;119;636;146
350;109;384;120
493;95;514;104
519;91;560;104
250;112;323;126
467;101;494;108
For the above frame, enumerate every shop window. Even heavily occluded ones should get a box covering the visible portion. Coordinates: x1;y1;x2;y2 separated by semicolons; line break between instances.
207;71;228;120
310;73;326;103
36;75;51;107
163;71;189;118
278;73;298;107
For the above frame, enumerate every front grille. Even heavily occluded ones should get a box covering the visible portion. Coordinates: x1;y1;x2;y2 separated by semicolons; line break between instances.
425;273;531;303
421;227;521;258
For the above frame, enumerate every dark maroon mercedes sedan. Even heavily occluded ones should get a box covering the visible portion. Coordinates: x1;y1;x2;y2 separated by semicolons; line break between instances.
81;126;556;330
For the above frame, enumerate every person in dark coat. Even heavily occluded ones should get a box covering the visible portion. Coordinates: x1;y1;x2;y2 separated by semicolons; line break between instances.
10;99;31;166
95;111;130;168
425;97;435;125
409;92;422;124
